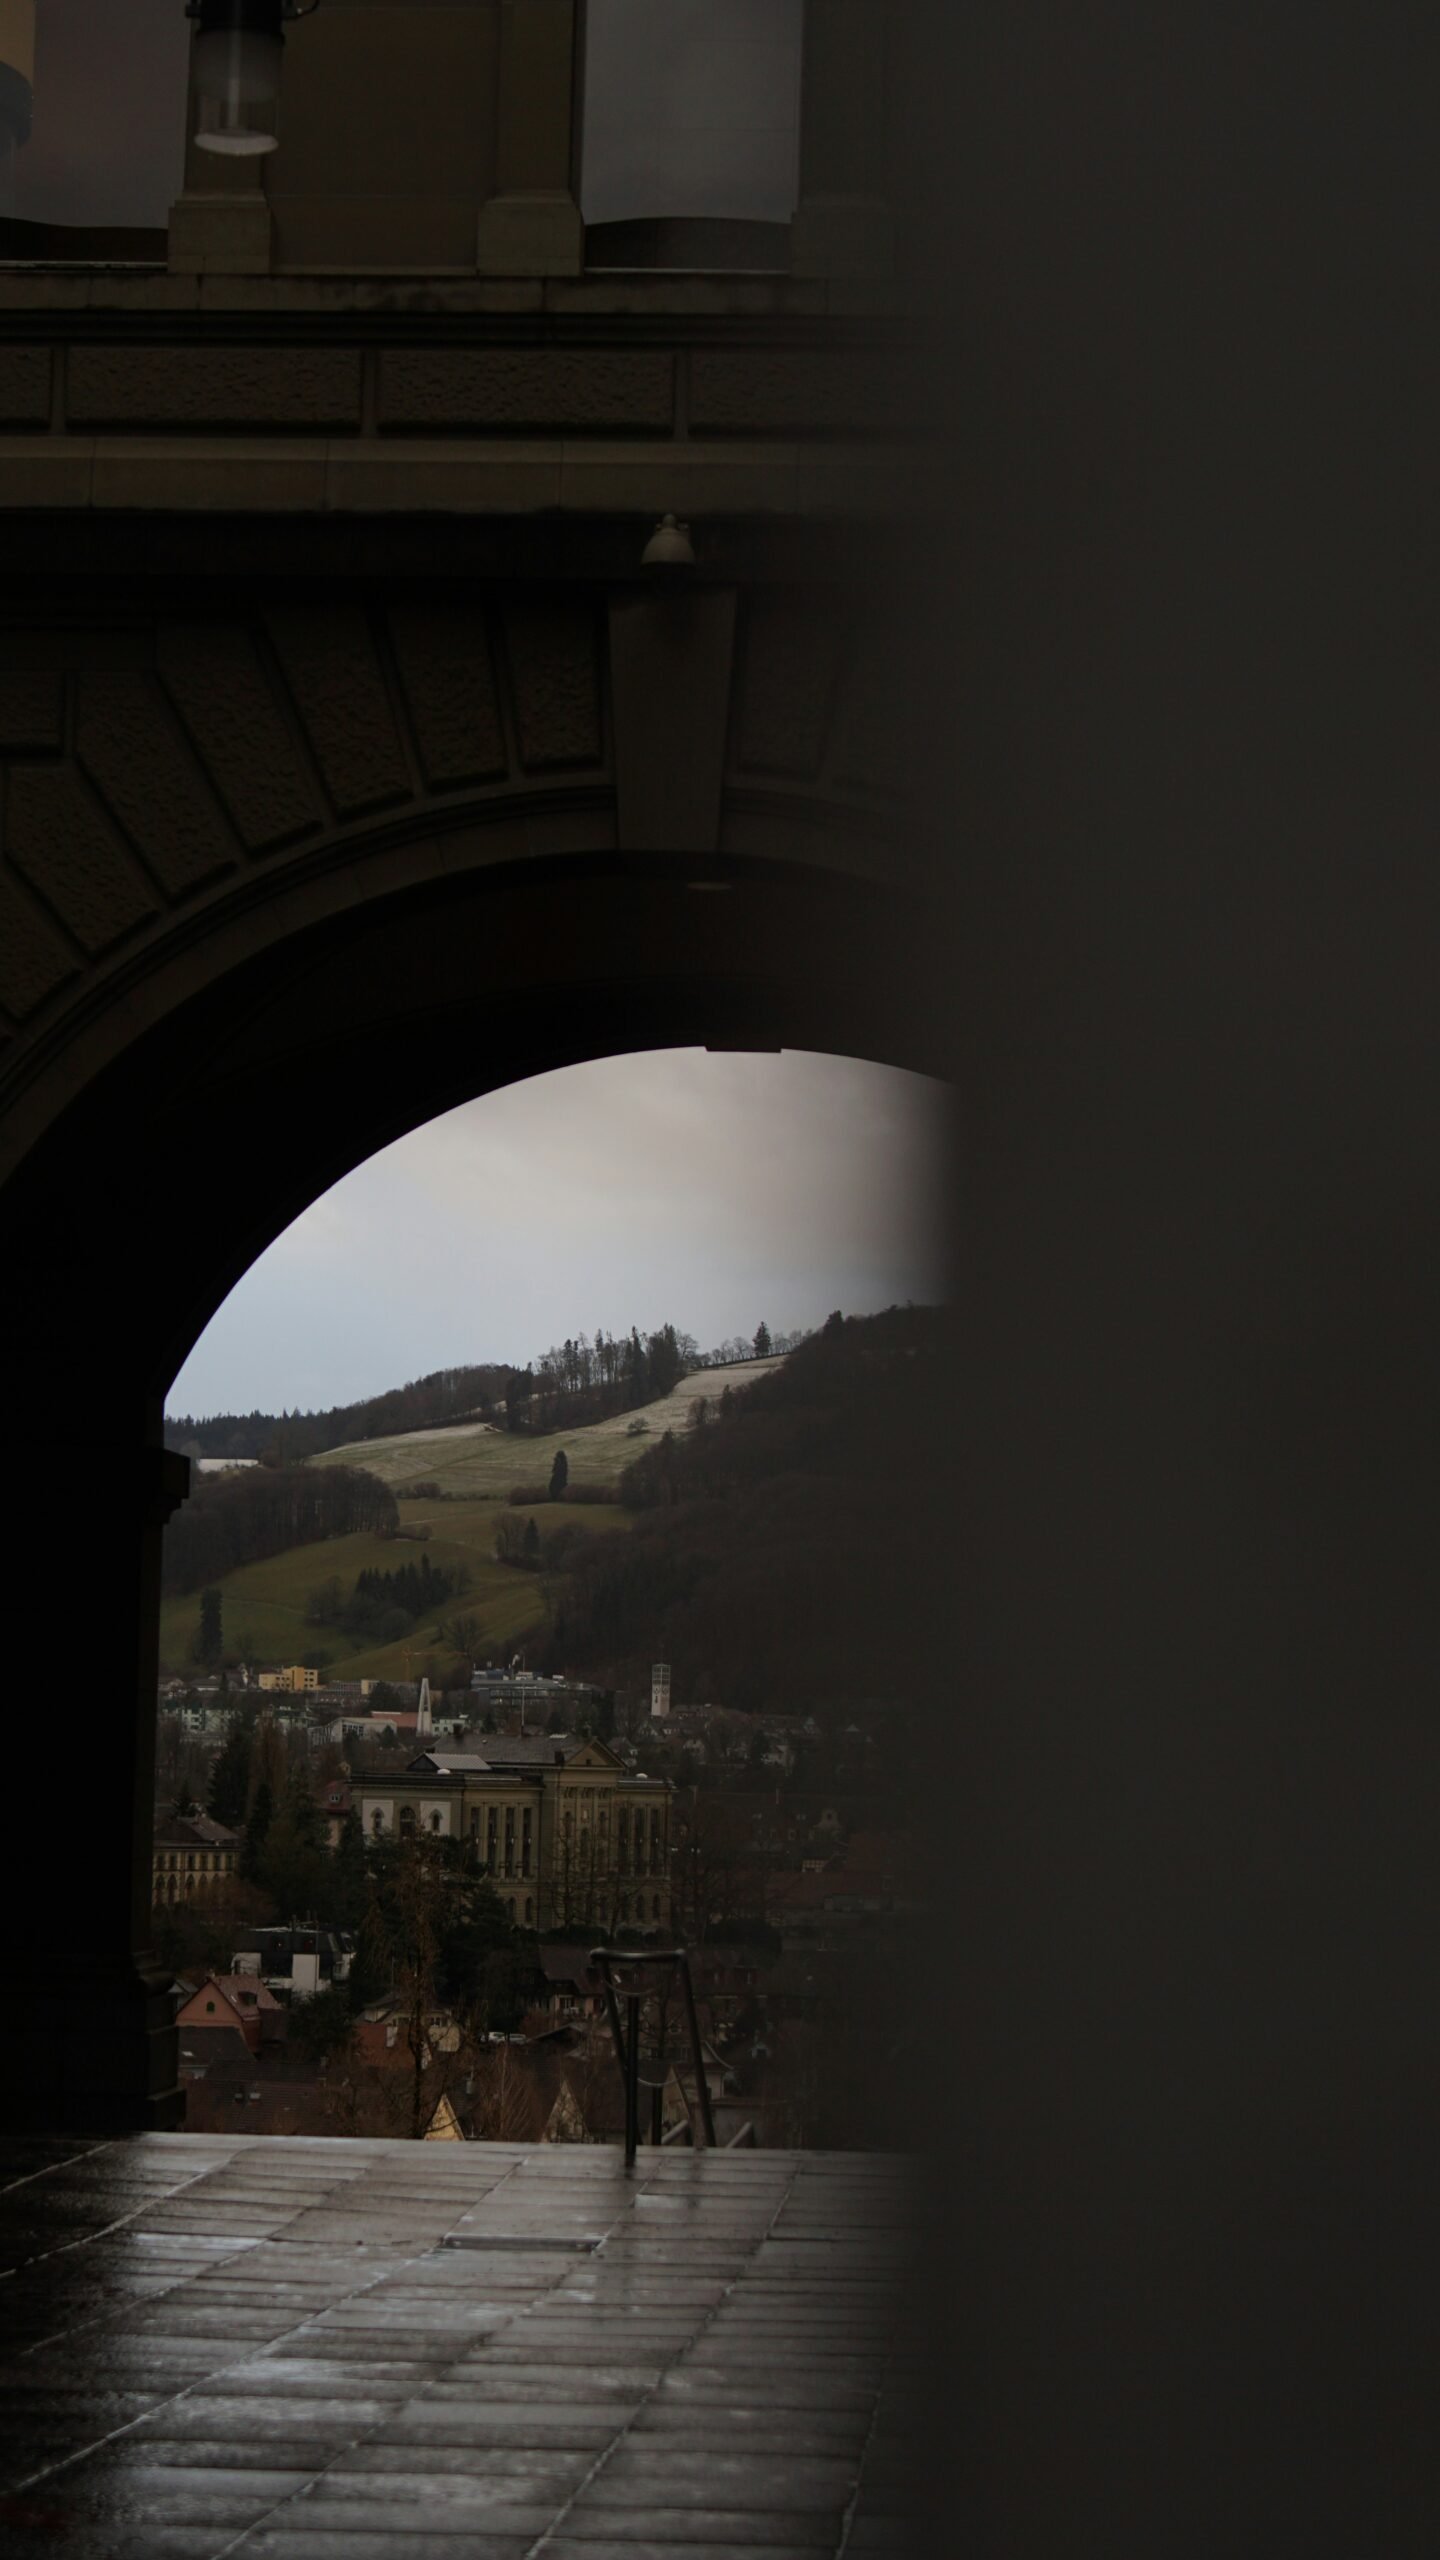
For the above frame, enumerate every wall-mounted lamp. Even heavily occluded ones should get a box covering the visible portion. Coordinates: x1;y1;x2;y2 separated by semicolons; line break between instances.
187;0;318;159
641;514;696;569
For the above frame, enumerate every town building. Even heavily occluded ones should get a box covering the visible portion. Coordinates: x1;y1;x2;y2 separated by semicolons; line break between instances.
151;1811;239;1905
353;1735;673;1934
230;1927;352;2001
175;1973;284;2056
469;1667;601;1724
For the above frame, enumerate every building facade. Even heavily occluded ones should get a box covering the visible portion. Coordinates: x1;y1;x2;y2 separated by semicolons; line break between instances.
151;1812;239;1905
354;1735;672;1934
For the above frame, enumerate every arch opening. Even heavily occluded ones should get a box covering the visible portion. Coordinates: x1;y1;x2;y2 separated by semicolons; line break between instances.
148;1019;947;2144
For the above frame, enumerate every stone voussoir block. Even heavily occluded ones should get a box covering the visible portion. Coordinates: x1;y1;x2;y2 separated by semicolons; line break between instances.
379;347;675;435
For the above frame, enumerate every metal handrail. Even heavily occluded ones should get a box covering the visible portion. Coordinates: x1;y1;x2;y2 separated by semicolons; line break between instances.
590;1943;717;2167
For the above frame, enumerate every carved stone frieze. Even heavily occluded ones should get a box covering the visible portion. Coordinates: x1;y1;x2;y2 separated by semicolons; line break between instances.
0;346;52;428
379;349;674;434
690;349;899;436
67;347;363;432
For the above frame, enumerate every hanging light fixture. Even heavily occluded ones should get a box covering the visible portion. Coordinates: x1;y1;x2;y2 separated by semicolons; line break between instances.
187;0;318;160
641;514;696;569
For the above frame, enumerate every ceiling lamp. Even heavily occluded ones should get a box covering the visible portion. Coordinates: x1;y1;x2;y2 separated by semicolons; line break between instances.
187;0;317;159
641;514;696;569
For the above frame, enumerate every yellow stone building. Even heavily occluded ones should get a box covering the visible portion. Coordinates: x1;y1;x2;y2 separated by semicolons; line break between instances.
354;1736;672;1935
151;1812;240;1907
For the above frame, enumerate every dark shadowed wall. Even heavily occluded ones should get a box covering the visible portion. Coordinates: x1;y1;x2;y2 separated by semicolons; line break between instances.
906;4;1437;2552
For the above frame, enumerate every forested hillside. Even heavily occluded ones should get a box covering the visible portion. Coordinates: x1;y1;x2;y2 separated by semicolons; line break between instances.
534;1306;947;1712
162;1465;398;1596
164;1365;511;1465
164;1319;806;1462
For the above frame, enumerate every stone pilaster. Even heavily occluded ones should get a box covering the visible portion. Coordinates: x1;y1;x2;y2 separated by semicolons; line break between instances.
476;0;584;276
790;0;893;278
167;33;274;276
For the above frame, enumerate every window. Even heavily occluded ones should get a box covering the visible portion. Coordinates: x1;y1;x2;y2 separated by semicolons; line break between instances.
522;1808;533;1876
429;1811;442;1834
371;1810;385;1835
400;1806;416;1836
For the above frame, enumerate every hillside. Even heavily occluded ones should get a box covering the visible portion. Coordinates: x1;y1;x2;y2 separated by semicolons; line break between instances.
305;1357;787;1499
157;1494;609;1684
165;1362;512;1466
535;1307;949;1713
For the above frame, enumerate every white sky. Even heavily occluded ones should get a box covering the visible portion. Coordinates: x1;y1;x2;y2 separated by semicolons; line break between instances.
167;1051;950;1418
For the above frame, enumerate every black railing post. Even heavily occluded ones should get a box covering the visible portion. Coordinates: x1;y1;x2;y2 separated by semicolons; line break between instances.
677;1951;717;2148
593;1944;716;2157
623;1991;641;2168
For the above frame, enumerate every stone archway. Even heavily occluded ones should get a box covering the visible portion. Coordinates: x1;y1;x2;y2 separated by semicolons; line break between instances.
0;568;939;2130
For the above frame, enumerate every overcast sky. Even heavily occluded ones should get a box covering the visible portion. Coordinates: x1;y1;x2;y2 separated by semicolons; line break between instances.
167;1051;949;1418
15;2;801;228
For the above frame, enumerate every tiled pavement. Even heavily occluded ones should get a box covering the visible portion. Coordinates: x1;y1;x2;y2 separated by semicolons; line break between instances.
0;2135;920;2558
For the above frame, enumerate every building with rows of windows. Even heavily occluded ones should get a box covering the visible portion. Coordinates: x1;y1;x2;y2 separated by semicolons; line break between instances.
151;1811;239;1906
354;1735;672;1935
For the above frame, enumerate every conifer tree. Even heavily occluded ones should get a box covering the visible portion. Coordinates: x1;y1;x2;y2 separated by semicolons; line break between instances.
333;1806;368;1931
206;1721;252;1828
239;1780;273;1884
196;1586;223;1664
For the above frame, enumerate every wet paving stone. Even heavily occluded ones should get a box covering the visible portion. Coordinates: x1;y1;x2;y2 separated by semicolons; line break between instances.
236;2536;536;2559
546;2545;830;2560
556;2510;840;2545
0;2133;915;2555
583;2450;861;2510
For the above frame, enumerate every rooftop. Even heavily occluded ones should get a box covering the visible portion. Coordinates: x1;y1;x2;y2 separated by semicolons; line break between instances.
0;2133;918;2556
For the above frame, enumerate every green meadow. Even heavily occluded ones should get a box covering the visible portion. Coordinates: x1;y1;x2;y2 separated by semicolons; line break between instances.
158;1495;629;1683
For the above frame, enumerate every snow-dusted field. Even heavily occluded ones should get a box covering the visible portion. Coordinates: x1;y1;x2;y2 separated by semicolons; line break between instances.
309;1357;786;1498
